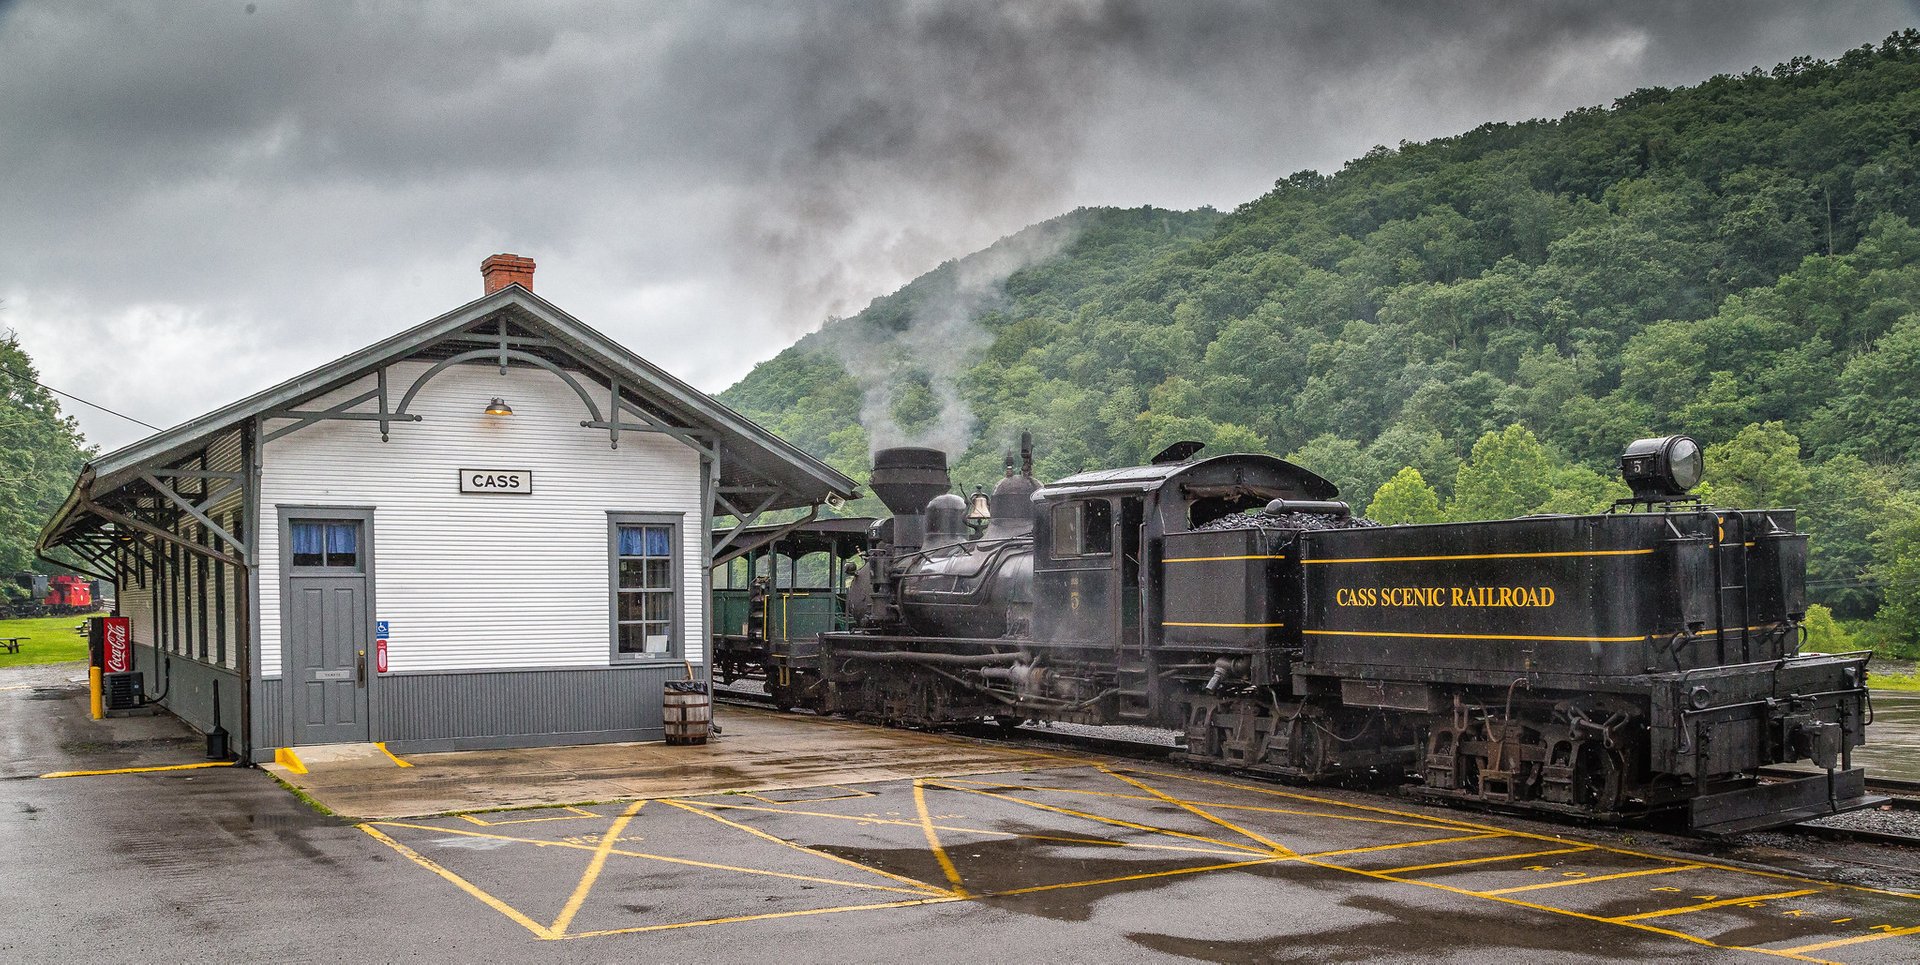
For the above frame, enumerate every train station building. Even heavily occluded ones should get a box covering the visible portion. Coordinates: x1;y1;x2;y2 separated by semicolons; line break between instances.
36;255;858;762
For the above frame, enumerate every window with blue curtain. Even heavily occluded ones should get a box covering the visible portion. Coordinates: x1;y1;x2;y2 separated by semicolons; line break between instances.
613;522;674;657
292;520;359;569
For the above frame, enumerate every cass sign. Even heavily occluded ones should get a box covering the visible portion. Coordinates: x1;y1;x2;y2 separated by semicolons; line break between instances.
459;469;533;494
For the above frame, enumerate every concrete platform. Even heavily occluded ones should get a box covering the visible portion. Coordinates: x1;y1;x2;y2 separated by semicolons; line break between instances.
262;707;1078;819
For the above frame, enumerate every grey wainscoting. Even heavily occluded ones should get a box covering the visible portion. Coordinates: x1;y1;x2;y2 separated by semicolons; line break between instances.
130;644;244;739
254;677;287;759
373;664;684;754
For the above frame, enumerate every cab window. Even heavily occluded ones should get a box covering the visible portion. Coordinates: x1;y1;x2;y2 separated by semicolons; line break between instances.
1051;499;1112;558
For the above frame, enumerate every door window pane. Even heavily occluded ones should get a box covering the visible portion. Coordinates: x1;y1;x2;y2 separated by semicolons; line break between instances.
293;520;360;569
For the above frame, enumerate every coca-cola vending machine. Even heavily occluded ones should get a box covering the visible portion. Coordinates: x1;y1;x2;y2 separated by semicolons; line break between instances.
89;616;143;714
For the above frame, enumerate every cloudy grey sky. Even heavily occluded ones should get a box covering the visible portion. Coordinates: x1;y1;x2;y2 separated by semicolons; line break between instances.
2;0;1914;452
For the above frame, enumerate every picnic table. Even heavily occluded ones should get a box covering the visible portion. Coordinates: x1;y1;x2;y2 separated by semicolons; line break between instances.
1;636;22;654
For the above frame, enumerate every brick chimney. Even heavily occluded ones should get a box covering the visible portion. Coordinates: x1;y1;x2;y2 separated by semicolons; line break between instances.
481;253;536;294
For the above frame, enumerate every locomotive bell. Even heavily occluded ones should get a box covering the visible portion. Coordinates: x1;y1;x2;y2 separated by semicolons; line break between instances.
1619;435;1704;502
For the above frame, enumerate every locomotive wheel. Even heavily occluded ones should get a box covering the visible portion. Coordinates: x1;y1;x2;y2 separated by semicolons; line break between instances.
1573;742;1628;813
992;714;1027;734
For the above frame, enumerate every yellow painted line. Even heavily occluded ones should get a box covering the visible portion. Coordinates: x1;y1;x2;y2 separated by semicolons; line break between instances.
275;747;307;774
927;780;1271;855
1303;548;1656;564
663;799;948;896
1611;888;1825;923
939;778;1468;832
458;806;598;827
39;760;236;779
1304;629;1650;643
371;820;935;896
1292;856;1836;965
1378;845;1595;875
1135;768;1509;838
358;824;555;939
1162;554;1288;563
562;895;962;939
1162;621;1285;629
563;857;1292;940
1479;864;1703;896
913;779;969;896
681;798;1256;858
374;742;413;768
987;856;1291;898
1097;765;1295;856
1305;832;1513;861
1775;923;1920;956
550;800;644;937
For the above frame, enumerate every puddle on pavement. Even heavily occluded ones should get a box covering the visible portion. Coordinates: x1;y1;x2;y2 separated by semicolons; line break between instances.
1126;891;1677;964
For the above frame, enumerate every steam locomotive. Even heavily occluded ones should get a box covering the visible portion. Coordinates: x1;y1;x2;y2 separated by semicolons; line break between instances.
754;434;1878;834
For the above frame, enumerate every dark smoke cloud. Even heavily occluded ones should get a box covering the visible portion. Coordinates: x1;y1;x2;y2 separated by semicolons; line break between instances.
0;0;1910;450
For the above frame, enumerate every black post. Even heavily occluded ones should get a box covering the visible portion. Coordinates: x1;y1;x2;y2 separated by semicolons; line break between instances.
206;679;230;760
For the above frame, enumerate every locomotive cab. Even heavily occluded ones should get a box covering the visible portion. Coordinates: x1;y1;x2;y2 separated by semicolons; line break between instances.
1033;452;1339;719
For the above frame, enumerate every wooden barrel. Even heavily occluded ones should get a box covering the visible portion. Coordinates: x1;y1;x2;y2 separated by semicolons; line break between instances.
663;685;711;746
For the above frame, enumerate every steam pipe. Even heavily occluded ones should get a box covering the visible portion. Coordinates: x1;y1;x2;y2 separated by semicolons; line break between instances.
839;650;1032;667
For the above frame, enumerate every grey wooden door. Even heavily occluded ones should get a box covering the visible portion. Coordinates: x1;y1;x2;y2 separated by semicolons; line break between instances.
286;518;370;745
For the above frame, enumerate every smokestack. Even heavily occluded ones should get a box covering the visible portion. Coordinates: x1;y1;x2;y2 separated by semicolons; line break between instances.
869;447;951;516
481;253;536;294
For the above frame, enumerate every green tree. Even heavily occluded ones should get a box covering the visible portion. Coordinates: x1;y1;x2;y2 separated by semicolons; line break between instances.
1448;424;1557;521
1700;422;1812;509
1285;435;1384;513
1368;467;1446;524
1803;456;1895;617
1799;604;1857;654
1;330;95;579
1868;495;1920;654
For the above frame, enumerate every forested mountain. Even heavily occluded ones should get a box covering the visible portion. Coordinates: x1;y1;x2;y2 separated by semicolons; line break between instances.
721;32;1920;653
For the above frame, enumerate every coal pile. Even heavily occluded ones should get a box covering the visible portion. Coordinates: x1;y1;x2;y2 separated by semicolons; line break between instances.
1194;510;1381;534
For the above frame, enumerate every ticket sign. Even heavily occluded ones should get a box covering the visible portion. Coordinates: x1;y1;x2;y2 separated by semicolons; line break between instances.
103;616;131;674
375;620;390;674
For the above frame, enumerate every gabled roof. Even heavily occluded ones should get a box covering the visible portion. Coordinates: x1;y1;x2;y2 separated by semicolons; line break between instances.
39;285;859;559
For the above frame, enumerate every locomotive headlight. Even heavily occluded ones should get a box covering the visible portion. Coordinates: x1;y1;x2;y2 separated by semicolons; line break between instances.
1619;435;1704;502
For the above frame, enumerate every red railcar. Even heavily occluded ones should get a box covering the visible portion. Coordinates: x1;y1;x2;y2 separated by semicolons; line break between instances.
45;575;93;611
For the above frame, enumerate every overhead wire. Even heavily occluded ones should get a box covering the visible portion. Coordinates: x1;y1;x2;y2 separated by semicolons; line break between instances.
0;365;161;431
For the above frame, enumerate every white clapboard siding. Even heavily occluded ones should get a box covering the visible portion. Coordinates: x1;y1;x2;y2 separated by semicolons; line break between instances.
257;359;705;676
123;571;155;647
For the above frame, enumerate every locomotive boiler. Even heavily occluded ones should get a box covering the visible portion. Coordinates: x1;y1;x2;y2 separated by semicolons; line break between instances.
769;435;1878;834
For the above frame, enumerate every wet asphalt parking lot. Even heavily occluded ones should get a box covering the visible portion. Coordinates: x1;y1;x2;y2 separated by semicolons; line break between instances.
6;662;1920;964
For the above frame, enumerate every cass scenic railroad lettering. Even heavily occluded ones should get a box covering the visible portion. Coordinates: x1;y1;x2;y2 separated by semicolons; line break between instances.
1333;586;1557;608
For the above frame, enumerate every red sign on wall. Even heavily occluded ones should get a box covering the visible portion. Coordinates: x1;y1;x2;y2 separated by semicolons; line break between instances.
103;616;131;674
375;638;389;674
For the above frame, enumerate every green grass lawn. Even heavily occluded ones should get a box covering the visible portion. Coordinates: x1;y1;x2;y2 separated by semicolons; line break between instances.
1870;669;1920;692
0;614;98;668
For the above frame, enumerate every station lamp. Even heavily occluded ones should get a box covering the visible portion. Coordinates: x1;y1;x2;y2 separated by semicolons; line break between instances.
1618;435;1704;502
484;397;514;416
